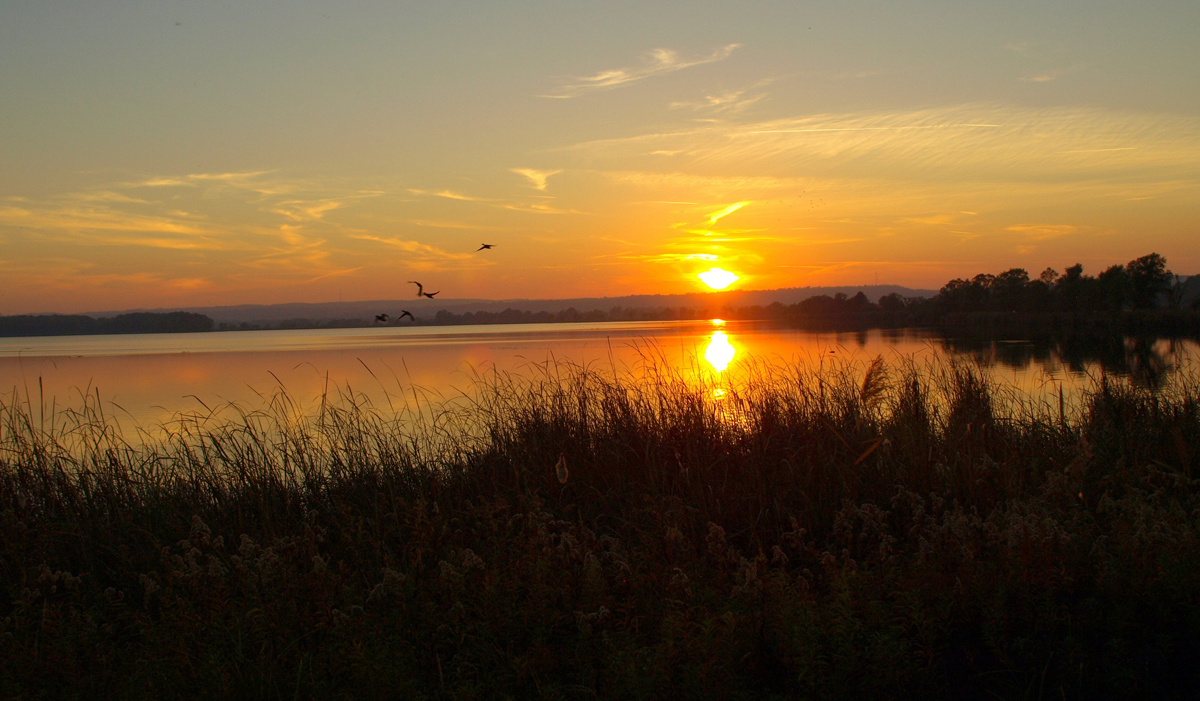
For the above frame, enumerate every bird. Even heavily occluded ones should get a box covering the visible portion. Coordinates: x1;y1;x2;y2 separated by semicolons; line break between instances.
422;290;440;299
374;313;389;323
476;243;494;251
397;310;414;321
408;281;425;297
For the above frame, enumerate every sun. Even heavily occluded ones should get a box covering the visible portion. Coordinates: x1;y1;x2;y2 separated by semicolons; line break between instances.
698;267;739;290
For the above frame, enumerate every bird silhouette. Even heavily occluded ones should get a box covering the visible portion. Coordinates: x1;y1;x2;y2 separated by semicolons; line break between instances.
374;313;389;323
397;310;415;321
422;290;439;299
408;281;425;297
476;243;494;251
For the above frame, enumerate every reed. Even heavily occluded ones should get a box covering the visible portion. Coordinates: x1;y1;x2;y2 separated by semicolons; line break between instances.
1;356;1198;698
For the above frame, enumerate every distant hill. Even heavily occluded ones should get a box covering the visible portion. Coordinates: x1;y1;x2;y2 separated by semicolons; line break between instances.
87;285;938;326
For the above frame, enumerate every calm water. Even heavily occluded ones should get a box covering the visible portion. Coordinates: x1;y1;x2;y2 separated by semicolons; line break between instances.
0;320;1195;428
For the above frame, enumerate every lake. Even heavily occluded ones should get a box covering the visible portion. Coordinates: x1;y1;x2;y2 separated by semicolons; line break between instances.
1;320;1195;430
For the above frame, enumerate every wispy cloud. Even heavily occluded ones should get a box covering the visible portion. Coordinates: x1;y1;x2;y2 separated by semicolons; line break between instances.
1006;224;1078;241
135;177;192;188
270;192;382;222
346;234;485;272
707;201;749;224
564;104;1200;183
1020;70;1064;83
543;44;740;98
407;188;492;202
0;203;230;250
186;170;274;182
408;185;584;214
405;219;506;231
615;252;720;263
511;168;562;191
670;81;771;114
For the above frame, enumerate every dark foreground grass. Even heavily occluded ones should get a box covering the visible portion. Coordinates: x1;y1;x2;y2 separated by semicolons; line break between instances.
2;357;1199;699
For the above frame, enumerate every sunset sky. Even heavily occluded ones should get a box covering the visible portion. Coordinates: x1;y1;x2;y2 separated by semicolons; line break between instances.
2;1;1198;314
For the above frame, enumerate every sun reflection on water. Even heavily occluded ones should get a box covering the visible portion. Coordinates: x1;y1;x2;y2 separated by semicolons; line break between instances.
704;330;736;373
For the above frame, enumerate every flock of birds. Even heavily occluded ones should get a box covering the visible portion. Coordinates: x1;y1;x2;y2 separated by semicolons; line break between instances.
374;244;494;325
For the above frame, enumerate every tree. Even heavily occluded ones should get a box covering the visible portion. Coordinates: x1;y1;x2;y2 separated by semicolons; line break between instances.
878;292;906;312
991;268;1030;311
1096;265;1131;311
1125;253;1172;309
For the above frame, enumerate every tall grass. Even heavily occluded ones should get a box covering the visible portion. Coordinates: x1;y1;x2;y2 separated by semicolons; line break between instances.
2;356;1199;698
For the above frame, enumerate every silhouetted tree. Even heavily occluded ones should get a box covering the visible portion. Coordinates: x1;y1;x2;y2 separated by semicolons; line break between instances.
878;292;907;312
991;268;1030;311
1095;264;1131;311
1125;252;1172;309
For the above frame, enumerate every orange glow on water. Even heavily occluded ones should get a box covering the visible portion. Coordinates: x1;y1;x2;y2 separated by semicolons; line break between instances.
704;330;736;372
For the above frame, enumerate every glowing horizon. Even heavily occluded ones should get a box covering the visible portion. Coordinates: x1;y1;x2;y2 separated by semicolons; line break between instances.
1;3;1197;314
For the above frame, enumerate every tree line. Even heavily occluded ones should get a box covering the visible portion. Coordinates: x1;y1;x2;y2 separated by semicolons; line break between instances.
420;253;1195;330
2;254;1192;337
911;252;1188;314
0;312;214;337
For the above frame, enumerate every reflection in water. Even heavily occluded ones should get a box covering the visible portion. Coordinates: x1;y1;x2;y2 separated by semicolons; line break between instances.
938;334;1192;390
1;321;1196;430
705;331;736;372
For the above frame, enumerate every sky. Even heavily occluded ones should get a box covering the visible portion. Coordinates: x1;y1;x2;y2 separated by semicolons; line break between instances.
1;0;1198;314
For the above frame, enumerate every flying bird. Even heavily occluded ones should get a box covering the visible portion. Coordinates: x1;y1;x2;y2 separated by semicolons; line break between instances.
476;243;494;251
408;281;425;297
422;290;440;299
374;314;389;323
397;310;415;321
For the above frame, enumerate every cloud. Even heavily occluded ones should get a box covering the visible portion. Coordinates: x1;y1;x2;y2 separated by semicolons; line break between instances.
407;188;492;202
346;234;486;272
670;83;769;114
707;201;749;224
0;203;229;250
270;193;382;222
1020;70;1064;83
186;171;274;182
405;219;506;231
544;44;740;98
304;266;366;283
615;252;721;263
563;104;1200;183
511;168;562;191
1006;224;1078;241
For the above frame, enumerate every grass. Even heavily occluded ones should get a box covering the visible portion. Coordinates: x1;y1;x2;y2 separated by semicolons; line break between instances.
1;355;1199;699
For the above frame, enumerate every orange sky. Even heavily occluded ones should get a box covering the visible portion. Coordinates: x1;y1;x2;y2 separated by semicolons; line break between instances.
1;2;1197;313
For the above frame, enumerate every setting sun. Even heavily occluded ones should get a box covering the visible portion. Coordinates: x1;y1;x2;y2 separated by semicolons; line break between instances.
698;268;739;290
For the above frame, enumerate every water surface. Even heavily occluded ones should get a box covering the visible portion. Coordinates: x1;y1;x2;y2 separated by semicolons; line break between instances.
1;320;1194;428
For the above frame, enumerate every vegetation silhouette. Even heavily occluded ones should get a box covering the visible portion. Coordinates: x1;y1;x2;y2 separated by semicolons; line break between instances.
0;311;213;337
1;357;1199;697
